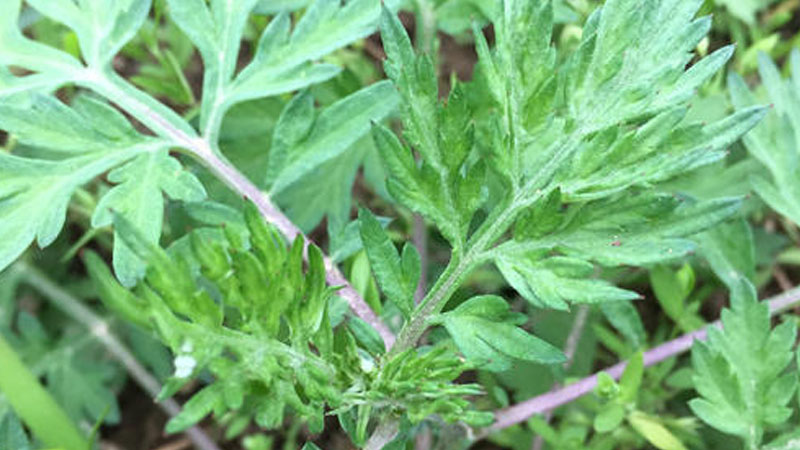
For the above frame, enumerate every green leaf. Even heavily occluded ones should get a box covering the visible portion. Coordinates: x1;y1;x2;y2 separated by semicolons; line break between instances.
244;0;379;81
0;333;89;450
92;151;206;286
690;279;798;447
496;194;738;312
370;5;765;429
254;0;310;13
764;429;800;450
83;251;149;329
47;351;122;426
166;0;259;137
628;411;688;450
371;122;441;226
165;384;223;433
347;317;386;356
650;264;695;322
113;213;222;327
0;154;110;271
0;412;31;450
378;9;482;248
358;209;418;318
435;0;496;35
0;97;158;267
600;301;646;349
594;403;625;433
619;351;643;403
504;194;742;267
561;106;767;201
380;6;439;166
714;0;774;25
267;81;399;195
348;251;382;315
0;1;82;82
27;0;150;68
0;94;142;151
496;254;639;310
185;0;382;140
730;50;800;226
466;0;762;199
698;218;756;290
435;295;565;371
595;372;620;400
0;87;208;286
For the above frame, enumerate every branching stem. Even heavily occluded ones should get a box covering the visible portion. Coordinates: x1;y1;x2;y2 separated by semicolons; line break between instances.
386;188;537;356
82;68;396;349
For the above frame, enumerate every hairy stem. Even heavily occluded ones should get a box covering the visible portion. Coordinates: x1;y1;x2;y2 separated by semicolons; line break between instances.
479;285;800;438
83;69;396;349
13;263;222;450
413;214;428;305
413;0;436;55
387;192;527;356
387;254;473;357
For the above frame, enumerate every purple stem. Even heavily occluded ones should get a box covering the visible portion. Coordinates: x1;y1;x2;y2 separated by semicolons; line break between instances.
483;286;800;437
92;76;397;349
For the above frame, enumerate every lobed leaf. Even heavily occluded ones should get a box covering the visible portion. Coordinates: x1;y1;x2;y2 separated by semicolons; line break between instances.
373;0;765;376
27;0;151;68
690;279;798;447
730;50;800;226
0;1;82;81
0;95;169;274
377;8;483;248
92;151;206;286
171;0;382;140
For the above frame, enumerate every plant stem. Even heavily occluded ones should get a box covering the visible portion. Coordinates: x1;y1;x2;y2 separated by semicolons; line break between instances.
479;285;800;438
413;0;436;55
13;263;222;450
413;214;428;305
386;193;525;356
83;68;396;349
0;333;88;450
387;255;473;357
364;419;400;450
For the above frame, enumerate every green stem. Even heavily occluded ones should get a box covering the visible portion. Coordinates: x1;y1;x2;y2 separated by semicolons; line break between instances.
387;255;471;357
0;333;89;450
386;193;526;357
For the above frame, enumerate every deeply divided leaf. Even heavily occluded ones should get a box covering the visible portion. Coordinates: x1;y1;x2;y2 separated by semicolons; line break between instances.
690;279;798;447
